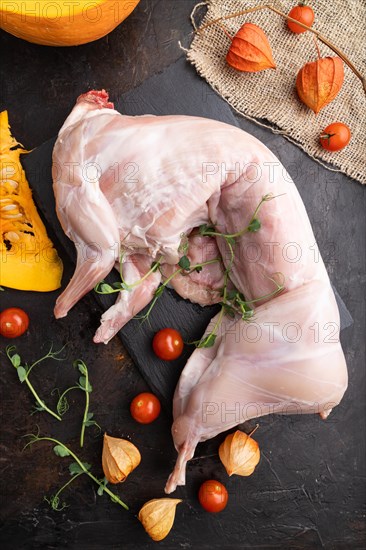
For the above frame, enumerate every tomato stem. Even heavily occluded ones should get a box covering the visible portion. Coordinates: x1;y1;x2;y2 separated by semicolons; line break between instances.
320;133;335;139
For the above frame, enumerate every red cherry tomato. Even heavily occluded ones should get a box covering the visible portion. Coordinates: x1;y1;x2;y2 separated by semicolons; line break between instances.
152;328;183;361
198;480;228;513
0;307;29;338
130;392;161;424
319;122;351;152
287;5;315;34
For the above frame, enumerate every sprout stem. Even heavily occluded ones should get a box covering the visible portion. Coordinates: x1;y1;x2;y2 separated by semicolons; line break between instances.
25;378;61;421
25;436;129;510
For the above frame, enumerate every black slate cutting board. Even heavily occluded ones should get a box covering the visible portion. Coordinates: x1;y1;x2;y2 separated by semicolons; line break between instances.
22;58;352;411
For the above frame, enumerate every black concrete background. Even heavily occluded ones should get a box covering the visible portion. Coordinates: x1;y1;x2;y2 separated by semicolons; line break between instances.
0;1;365;548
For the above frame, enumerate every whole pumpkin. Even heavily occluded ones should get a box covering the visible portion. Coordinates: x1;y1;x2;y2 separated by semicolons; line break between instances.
0;0;140;46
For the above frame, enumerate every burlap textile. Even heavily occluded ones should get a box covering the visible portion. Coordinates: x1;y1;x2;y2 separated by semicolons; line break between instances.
187;1;366;184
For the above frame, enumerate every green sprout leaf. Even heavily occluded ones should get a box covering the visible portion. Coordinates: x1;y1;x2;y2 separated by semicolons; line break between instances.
198;333;217;348
11;353;21;367
78;376;92;393
225;236;236;246
154;286;165;298
30;401;46;415
83;412;100;430
225;290;237;301
17;366;27;382
242;309;255;320
76;361;87;376
221;303;236;318
85;412;94;422
102;283;114;293
247;218;261;232
199;224;215;235
150;261;160;273
97;477;108;496
69;462;91;476
53;445;70;457
178;255;191;271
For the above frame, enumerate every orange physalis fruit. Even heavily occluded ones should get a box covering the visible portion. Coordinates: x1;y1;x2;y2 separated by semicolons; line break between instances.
226;23;276;72
102;434;141;484
296;56;344;114
138;499;182;541
219;430;260;477
287;4;315;34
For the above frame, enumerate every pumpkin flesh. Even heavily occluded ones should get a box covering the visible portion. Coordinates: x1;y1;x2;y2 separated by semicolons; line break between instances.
0;110;63;291
0;0;140;46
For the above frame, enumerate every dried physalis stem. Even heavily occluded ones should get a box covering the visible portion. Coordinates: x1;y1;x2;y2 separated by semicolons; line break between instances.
102;433;141;484
226;22;276;72
219;428;260;476
296;56;344;113
138;498;182;541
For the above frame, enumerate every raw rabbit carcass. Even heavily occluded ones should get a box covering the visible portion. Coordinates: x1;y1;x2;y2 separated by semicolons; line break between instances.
52;90;348;493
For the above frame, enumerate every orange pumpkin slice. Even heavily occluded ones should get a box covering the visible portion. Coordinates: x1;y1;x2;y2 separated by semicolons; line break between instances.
0;110;63;291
